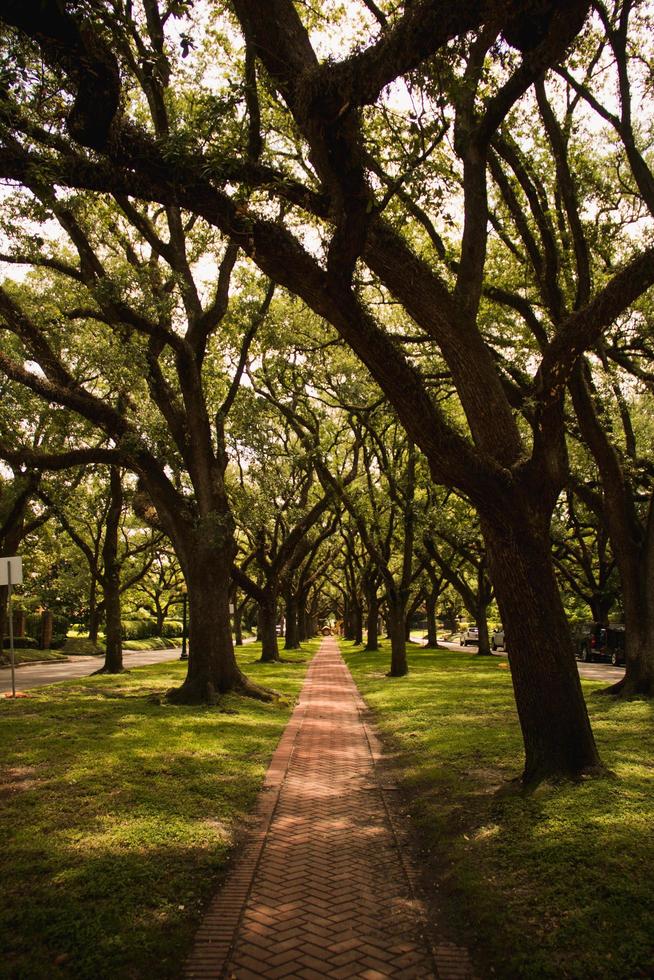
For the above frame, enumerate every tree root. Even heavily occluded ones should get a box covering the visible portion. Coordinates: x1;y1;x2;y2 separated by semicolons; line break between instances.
593;675;653;699
166;672;277;705
234;676;277;702
517;761;613;790
91;666;128;676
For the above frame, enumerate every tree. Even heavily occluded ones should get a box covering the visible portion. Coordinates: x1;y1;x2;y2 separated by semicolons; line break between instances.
5;0;654;777
41;466;161;672
551;488;619;626
134;547;184;638
230;391;340;661
0;467;42;646
0;183;277;701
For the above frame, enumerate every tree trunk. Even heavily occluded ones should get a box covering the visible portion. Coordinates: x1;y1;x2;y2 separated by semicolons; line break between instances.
482;513;603;783
233;604;243;646
341;596;352;640
352;598;363;646
365;587;379;651
101;575;124;673
284;589;300;649
297;593;309;641
155;605;166;637
424;590;439;648
93;467;124;674
474;605;492;656
258;593;280;663
168;551;263;702
589;594;613;625
39;609;53;651
14;609;25;638
607;552;654;697
570;365;654;697
88;578;100;645
386;593;408;677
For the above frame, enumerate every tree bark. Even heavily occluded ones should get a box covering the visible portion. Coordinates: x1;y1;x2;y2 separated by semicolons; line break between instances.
88;578;100;645
482;509;603;782
352;597;363;646
297;592;309;641
386;592;408;677
365;585;379;651
474;604;492;656
570;364;654;697
258;593;280;663
284;589;300;649
232;588;247;647
167;548;261;702
342;595;355;640
154;605;166;637
424;590;439;648
101;575;123;673
94;467;124;673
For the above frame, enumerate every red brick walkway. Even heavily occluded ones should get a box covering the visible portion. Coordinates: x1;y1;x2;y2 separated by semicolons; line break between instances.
185;638;474;979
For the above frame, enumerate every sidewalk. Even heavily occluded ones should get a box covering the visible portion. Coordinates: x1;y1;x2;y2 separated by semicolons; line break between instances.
185;637;474;979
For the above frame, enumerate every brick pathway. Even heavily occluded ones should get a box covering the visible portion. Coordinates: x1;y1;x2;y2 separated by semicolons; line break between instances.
185;638;474;979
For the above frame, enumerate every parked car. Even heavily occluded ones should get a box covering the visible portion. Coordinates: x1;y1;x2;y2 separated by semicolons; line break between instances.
459;626;479;646
491;627;506;651
604;626;626;666
573;623;626;664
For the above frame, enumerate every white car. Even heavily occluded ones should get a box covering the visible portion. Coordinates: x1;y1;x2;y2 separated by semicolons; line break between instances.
459;627;479;646
491;628;506;650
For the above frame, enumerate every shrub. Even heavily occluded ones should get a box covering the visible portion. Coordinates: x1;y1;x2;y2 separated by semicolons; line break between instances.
161;620;182;638
2;635;38;650
121;619;156;640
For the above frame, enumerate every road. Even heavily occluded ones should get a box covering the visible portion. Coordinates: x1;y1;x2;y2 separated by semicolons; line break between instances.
0;647;182;695
3;636;623;695
416;637;625;684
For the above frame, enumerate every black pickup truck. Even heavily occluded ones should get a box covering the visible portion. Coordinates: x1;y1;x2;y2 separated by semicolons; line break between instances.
573;623;626;665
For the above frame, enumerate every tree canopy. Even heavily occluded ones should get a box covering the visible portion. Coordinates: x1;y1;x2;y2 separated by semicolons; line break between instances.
1;0;654;782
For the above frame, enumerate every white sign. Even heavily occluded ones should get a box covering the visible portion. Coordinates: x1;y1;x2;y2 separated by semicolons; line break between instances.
0;556;23;586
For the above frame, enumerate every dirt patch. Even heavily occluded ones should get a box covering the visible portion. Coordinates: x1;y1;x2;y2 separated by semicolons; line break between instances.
0;765;41;798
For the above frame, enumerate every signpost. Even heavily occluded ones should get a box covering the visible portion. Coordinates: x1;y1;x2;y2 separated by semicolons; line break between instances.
0;557;23;698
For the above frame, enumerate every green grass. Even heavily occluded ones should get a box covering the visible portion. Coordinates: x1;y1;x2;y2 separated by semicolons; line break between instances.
341;640;654;980
0;640;318;979
62;636;106;656
1;648;68;667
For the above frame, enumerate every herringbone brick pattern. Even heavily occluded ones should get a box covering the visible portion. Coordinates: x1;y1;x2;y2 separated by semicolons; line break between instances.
185;638;474;979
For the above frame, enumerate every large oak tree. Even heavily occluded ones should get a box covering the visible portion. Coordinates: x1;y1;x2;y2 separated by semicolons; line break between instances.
2;0;654;778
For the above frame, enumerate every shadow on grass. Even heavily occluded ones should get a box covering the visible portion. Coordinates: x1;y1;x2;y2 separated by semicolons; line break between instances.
0;640;318;979
341;639;654;980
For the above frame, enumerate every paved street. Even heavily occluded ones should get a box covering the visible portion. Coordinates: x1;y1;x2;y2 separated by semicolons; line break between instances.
430;638;625;683
0;647;182;694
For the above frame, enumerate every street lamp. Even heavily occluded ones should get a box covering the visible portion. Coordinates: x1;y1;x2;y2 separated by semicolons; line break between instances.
179;585;188;661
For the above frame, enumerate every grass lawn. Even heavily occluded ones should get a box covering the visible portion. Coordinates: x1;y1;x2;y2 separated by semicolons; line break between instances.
341;640;654;980
0;640;317;979
1;648;68;667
